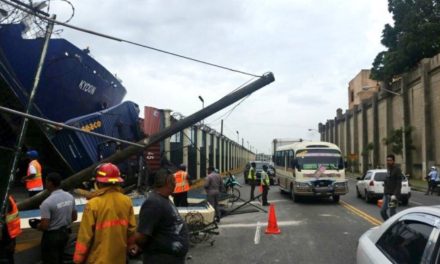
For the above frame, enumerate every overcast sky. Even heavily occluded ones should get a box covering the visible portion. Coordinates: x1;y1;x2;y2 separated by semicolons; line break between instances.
49;0;392;154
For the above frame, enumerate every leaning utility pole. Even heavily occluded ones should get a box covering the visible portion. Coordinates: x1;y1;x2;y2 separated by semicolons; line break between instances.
18;72;275;210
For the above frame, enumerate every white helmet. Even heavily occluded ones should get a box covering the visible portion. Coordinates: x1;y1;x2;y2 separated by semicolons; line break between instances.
431;166;437;170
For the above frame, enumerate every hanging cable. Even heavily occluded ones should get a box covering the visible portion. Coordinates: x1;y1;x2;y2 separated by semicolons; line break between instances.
1;0;262;78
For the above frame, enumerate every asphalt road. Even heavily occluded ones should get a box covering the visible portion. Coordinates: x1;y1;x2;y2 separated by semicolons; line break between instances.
187;175;440;264
14;175;440;264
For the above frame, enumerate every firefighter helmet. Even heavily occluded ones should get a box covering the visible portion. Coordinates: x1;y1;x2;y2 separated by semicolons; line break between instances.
95;163;124;183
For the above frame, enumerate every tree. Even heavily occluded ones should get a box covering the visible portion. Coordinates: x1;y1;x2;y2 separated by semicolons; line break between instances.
371;0;440;84
361;142;375;169
382;126;415;156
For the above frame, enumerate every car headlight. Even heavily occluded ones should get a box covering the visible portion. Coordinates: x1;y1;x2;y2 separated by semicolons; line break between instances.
333;182;347;188
295;182;310;188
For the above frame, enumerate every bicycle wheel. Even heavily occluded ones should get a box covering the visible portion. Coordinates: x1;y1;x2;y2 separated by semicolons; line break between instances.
228;187;240;203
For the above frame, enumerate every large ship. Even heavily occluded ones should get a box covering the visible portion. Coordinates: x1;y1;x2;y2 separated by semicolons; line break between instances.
0;22;128;179
0;23;127;122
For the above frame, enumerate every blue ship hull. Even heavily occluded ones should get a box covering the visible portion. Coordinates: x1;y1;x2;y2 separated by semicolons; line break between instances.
0;23;126;122
0;23;131;183
51;101;142;173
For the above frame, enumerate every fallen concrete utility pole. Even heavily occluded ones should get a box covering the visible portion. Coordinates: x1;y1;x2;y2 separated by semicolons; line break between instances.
18;72;275;210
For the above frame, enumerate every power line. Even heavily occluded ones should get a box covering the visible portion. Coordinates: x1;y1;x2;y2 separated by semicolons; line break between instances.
1;0;262;78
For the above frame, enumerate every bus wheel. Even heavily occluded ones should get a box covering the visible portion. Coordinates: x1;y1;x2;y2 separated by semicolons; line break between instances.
279;179;285;194
333;195;340;203
291;186;298;203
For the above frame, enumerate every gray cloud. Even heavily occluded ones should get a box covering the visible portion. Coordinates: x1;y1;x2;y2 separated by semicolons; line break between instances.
45;0;391;152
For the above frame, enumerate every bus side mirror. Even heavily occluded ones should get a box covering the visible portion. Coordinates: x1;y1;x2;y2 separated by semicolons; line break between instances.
338;163;344;170
293;159;301;172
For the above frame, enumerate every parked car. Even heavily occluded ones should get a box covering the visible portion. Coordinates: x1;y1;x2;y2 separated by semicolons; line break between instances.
357;206;440;264
355;169;411;205
243;161;276;185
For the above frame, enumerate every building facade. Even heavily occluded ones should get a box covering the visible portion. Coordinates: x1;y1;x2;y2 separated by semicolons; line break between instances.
319;55;440;179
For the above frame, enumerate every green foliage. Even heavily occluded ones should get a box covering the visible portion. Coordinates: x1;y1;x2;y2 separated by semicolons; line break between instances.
361;142;375;157
382;126;415;155
371;0;440;83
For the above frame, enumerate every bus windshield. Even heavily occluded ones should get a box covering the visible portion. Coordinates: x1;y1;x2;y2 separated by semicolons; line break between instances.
297;154;344;170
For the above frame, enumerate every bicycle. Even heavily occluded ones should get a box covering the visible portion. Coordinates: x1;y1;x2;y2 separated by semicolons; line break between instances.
223;172;241;203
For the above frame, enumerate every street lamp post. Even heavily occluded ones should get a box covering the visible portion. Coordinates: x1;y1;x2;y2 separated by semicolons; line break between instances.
198;95;204;124
363;85;406;173
236;130;239;144
198;96;204;109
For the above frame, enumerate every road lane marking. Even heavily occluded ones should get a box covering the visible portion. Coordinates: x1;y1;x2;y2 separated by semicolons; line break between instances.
219;220;302;228
254;221;261;244
340;201;383;226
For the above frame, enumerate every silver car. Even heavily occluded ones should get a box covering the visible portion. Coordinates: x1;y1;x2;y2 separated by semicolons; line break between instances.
357;206;440;263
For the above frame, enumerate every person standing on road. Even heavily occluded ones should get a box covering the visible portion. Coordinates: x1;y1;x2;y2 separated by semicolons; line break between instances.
173;164;191;207
428;166;439;195
204;166;223;222
0;195;22;264
37;173;77;264
380;154;402;221
21;150;44;197
135;169;189;264
261;165;270;206
73;163;137;264
247;162;257;200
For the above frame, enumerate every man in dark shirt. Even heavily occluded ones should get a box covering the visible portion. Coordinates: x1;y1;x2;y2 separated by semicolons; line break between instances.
135;169;189;264
204;166;223;222
381;154;402;221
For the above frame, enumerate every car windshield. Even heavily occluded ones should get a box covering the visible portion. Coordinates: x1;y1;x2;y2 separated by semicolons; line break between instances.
255;162;269;170
374;172;387;181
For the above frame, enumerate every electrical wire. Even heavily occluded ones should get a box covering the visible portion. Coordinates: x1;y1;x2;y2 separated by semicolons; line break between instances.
0;0;262;78
204;76;257;126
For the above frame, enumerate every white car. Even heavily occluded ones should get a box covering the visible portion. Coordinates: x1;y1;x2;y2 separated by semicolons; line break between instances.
357;206;440;264
356;169;411;205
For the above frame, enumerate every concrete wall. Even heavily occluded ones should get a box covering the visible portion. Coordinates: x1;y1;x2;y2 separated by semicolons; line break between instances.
319;53;440;179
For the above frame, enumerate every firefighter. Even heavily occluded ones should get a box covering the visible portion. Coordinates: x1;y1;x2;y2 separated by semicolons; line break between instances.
0;195;22;264
73;163;137;264
21;150;43;197
172;164;190;207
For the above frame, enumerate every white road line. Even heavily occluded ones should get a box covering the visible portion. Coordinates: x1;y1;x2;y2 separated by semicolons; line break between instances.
254;221;261;244
231;199;289;206
219;220;303;228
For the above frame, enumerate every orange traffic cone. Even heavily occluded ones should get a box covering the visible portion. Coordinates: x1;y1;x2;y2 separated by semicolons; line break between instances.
265;204;281;234
377;199;383;208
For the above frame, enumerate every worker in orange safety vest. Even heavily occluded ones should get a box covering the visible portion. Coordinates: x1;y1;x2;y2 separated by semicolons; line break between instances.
172;164;191;207
22;150;43;197
73;163;137;264
0;195;22;264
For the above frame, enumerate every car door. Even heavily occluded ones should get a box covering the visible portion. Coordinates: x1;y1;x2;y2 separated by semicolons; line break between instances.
375;213;439;264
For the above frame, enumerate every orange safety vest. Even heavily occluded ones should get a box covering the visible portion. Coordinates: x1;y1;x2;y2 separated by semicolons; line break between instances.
25;160;43;190
174;170;190;193
6;196;22;239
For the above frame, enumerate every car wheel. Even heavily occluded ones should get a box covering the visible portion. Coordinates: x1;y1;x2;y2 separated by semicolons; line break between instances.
333;195;340;203
364;190;371;203
356;187;361;198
